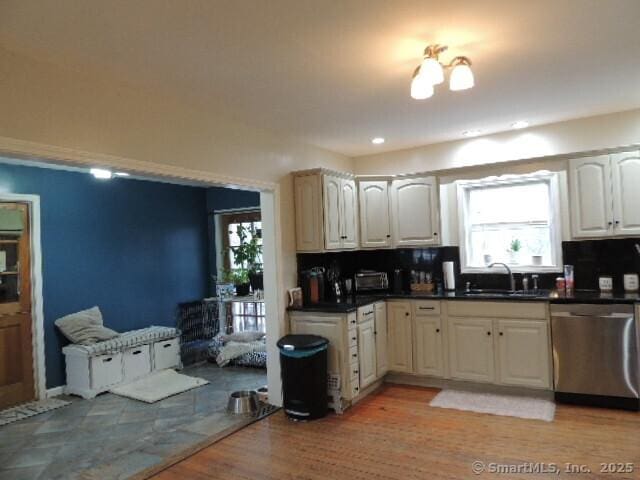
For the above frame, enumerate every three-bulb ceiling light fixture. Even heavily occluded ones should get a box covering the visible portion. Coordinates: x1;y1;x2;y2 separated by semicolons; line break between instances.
410;44;474;99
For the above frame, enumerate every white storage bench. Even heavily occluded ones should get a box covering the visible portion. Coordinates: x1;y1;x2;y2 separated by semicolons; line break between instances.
63;326;181;399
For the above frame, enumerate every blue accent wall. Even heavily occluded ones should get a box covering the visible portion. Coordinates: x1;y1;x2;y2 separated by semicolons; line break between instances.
0;161;210;388
205;187;260;285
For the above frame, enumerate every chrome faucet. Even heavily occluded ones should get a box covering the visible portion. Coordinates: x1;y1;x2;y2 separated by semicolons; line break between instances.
488;262;516;291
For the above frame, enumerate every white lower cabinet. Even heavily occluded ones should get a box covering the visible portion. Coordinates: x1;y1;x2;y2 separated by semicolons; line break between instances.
358;318;377;389
387;301;413;373
414;316;444;377
374;302;389;377
496;319;551;389
448;317;496;383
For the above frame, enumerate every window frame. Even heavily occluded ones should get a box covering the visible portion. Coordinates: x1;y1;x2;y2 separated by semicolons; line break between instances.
214;208;261;278
456;171;563;274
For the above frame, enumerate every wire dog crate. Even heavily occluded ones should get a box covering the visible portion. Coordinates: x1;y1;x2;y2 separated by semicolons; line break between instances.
177;299;220;366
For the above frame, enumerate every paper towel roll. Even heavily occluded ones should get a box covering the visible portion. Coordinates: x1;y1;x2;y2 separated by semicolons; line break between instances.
443;261;456;291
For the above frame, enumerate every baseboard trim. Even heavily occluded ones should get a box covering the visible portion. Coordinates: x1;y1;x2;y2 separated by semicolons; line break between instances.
46;386;66;398
385;373;553;399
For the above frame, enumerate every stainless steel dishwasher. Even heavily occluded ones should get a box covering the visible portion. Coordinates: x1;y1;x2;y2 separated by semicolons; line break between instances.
551;303;640;410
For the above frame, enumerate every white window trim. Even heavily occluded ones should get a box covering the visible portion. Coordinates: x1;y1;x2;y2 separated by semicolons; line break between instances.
456;171;564;274
214;208;261;278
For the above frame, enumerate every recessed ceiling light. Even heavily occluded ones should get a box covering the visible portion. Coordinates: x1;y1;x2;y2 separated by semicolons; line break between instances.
462;129;482;137
114;172;130;177
90;168;113;180
511;120;529;130
371;137;385;145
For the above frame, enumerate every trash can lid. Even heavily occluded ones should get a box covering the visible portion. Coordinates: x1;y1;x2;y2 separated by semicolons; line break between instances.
277;334;329;351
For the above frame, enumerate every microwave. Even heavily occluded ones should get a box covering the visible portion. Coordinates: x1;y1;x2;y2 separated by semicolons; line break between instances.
355;271;389;291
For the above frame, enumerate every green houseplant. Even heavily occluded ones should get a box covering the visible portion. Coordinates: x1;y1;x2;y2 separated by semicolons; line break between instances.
224;224;263;294
507;238;522;264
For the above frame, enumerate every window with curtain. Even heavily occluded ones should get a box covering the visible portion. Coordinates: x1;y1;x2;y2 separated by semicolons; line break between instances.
457;172;563;273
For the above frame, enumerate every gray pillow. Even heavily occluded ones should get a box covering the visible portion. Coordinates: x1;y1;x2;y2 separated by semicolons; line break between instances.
221;331;265;343
55;306;119;345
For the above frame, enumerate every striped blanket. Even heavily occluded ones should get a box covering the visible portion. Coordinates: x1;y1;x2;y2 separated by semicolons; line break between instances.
62;326;179;355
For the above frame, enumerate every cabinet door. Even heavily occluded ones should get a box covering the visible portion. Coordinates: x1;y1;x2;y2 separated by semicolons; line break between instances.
496;319;550;389
359;181;391;248
390;177;440;246
340;179;359;249
294;175;324;251
358;318;377;389
569;156;613;238
323;174;343;250
374;302;388;378
611;151;640;236
414;316;444;377
387;302;413;373
291;317;344;381
448;317;495;383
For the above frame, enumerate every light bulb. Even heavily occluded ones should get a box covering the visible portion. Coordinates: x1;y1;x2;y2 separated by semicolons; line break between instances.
90;168;113;180
410;72;434;100
449;62;474;91
371;137;385;145
420;57;444;85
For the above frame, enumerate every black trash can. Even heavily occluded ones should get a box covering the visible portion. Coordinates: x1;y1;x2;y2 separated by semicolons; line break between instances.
277;334;329;420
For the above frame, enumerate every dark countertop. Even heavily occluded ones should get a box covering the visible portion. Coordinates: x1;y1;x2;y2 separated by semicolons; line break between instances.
287;289;640;313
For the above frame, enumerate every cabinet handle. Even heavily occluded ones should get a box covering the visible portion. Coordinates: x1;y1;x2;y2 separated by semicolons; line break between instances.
487;331;491;336
615;220;620;225
103;357;113;363
435;328;440;333
351;336;357;341
405;312;410;317
499;332;503;336
353;370;359;375
419;306;435;310
163;343;173;348
354;387;359;391
132;350;142;355
386;234;391;238
608;221;613;226
352;353;357;358
433;232;438;236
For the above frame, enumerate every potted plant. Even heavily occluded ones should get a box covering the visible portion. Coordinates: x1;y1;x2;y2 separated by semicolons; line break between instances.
224;224;263;292
507;238;522;264
223;268;251;296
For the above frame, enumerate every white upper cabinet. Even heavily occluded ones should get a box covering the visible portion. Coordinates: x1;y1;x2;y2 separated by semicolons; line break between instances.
340;179;359;249
294;174;324;251
358;180;392;248
611;151;640;236
293;171;359;252
323;174;344;250
390;176;440;247
569;155;613;238
570;151;640;239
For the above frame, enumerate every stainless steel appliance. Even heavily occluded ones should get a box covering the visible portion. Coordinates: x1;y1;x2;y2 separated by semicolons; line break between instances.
355;271;389;292
551;303;640;410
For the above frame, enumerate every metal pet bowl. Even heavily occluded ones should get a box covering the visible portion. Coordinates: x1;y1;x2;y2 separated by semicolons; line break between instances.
227;390;259;414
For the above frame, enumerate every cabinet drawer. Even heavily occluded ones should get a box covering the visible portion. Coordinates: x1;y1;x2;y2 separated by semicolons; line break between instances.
348;345;359;363
351;380;360;398
348;329;358;347
153;338;181;370
90;353;123;390
123;345;151;383
447;301;547;320
347;314;358;329
357;304;375;323
350;361;360;382
413;300;441;316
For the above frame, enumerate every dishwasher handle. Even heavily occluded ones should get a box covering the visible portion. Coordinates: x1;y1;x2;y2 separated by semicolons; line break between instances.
552;311;634;319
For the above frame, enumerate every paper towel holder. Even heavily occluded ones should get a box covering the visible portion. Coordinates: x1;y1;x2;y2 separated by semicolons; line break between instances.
443;261;456;291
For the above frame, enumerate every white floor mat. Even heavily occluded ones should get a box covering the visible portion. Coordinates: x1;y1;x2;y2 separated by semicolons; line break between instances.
110;369;209;403
430;389;556;422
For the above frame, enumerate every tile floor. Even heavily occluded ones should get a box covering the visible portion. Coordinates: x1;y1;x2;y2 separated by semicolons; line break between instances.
0;364;267;480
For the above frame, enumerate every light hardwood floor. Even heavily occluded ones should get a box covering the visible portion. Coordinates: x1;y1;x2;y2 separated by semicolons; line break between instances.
150;385;640;479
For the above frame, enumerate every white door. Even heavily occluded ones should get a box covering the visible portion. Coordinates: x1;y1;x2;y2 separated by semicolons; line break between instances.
323;175;343;249
448;317;495;383
358;318;377;389
387;302;413;373
359;181;391;248
413;316;444;377
496;319;551;389
569;156;613;238
611;151;640;236
390;176;440;246
294;175;324;251
374;302;388;378
340;179;359;249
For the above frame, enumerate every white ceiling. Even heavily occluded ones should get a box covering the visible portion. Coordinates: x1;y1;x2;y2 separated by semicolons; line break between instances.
1;0;639;157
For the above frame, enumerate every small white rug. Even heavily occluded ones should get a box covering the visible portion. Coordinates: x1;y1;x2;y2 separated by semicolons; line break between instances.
110;369;209;403
430;389;556;422
0;398;70;426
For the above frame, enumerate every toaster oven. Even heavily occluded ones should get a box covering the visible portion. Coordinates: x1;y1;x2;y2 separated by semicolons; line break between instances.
355;271;389;291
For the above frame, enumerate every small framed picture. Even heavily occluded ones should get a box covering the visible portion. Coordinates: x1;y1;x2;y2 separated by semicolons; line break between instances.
288;287;303;308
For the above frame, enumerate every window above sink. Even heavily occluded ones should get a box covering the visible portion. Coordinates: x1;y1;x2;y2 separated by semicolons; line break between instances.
457;171;563;274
